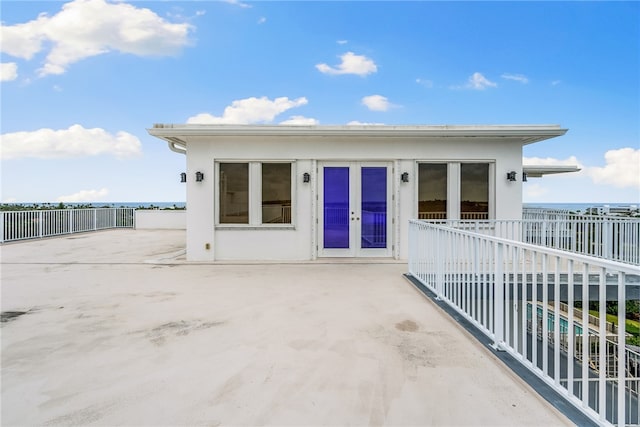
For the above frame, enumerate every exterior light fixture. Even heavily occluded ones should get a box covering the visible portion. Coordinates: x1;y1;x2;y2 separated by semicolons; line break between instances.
303;172;310;183
401;172;409;183
522;172;528;182
506;171;517;182
180;172;186;183
195;171;204;182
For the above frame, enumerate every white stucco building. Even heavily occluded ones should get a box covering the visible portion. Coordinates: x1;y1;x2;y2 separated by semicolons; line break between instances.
148;124;569;261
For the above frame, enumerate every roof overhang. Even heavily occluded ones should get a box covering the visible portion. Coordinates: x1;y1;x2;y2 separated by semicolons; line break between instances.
523;165;581;178
147;124;568;154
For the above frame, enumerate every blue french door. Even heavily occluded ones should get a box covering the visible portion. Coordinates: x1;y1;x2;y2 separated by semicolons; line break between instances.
319;163;391;257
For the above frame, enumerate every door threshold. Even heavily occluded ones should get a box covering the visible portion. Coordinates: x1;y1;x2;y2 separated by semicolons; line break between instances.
313;257;404;264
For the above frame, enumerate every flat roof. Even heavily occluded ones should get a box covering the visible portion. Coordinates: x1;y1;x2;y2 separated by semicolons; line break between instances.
1;229;573;426
148;124;568;152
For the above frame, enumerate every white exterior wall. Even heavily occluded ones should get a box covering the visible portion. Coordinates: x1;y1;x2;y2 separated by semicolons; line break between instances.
135;210;186;229
182;135;525;261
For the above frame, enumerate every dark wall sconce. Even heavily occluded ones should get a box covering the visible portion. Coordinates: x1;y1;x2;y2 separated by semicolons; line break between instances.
303;172;310;183
506;171;517;182
180;172;186;183
195;171;204;182
401;172;409;183
522;172;528;182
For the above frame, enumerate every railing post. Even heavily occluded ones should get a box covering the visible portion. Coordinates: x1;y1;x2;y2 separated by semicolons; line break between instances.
69;209;74;233
93;209;97;231
38;211;43;238
436;228;444;300
617;272;626;427
492;242;505;350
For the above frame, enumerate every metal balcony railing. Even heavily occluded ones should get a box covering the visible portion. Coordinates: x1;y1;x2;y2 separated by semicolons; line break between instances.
407;219;640;426
1;208;136;243
425;217;640;266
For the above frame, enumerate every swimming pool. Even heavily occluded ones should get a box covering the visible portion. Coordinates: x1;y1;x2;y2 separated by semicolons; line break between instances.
527;303;584;335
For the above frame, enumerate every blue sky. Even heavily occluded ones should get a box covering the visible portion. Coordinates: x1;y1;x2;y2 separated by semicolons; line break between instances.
1;0;638;203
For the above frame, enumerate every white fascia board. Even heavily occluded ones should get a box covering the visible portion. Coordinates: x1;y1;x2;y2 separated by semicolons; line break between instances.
523;165;581;177
147;124;568;151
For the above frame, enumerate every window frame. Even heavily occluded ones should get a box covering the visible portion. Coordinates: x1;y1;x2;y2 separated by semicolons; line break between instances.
415;160;495;220
460;162;491;220
417;162;449;220
216;161;296;229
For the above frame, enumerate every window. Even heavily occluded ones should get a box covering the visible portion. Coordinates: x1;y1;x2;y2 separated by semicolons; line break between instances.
219;163;249;224
418;163;447;219
218;162;293;225
460;163;489;219
262;163;291;224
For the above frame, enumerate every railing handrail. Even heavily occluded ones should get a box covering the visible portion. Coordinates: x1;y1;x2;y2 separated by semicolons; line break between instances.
420;217;640;266
410;219;639;274
1;208;135;243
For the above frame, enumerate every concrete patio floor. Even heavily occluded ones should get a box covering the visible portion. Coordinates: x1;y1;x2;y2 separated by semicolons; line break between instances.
1;229;572;426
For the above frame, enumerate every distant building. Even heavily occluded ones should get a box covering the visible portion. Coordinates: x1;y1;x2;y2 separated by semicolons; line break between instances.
148;124;573;261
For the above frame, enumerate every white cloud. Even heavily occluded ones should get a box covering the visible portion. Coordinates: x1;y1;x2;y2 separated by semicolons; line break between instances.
524;149;640;190
223;0;252;8
57;188;109;202
186;96;308;124
501;73;529;84
316;52;377;76
1;62;18;81
416;78;433;88
0;124;142;160
0;0;193;76
258;17;267;24
466;72;497;90
337;40;348;45
279;115;319;125
523;155;583;168
524;183;549;199
585;148;640;189
361;94;393;112
346;121;384;126
551;80;562;86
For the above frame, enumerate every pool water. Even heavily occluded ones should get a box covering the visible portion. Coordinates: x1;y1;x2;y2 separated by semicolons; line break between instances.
527;304;584;335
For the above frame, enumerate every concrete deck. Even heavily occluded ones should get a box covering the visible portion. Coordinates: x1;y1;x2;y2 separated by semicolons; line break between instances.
1;230;572;426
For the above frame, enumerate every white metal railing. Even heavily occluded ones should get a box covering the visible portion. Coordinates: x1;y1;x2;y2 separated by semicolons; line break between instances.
523;207;575;221
1;208;135;243
418;212;490;220
425;218;640;266
419;211;447;220
408;219;640;426
362;210;386;246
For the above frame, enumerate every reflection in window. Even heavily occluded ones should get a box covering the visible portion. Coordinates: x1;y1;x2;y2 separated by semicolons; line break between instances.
219;163;249;224
418;163;447;219
262;163;291;224
460;163;489;219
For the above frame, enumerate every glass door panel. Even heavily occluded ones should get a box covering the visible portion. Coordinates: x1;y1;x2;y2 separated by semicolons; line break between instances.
318;162;391;257
323;167;350;249
361;167;387;249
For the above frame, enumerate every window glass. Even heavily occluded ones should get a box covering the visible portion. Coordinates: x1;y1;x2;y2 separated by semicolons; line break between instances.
219;163;249;224
460;163;489;219
262;163;292;224
418;163;447;219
